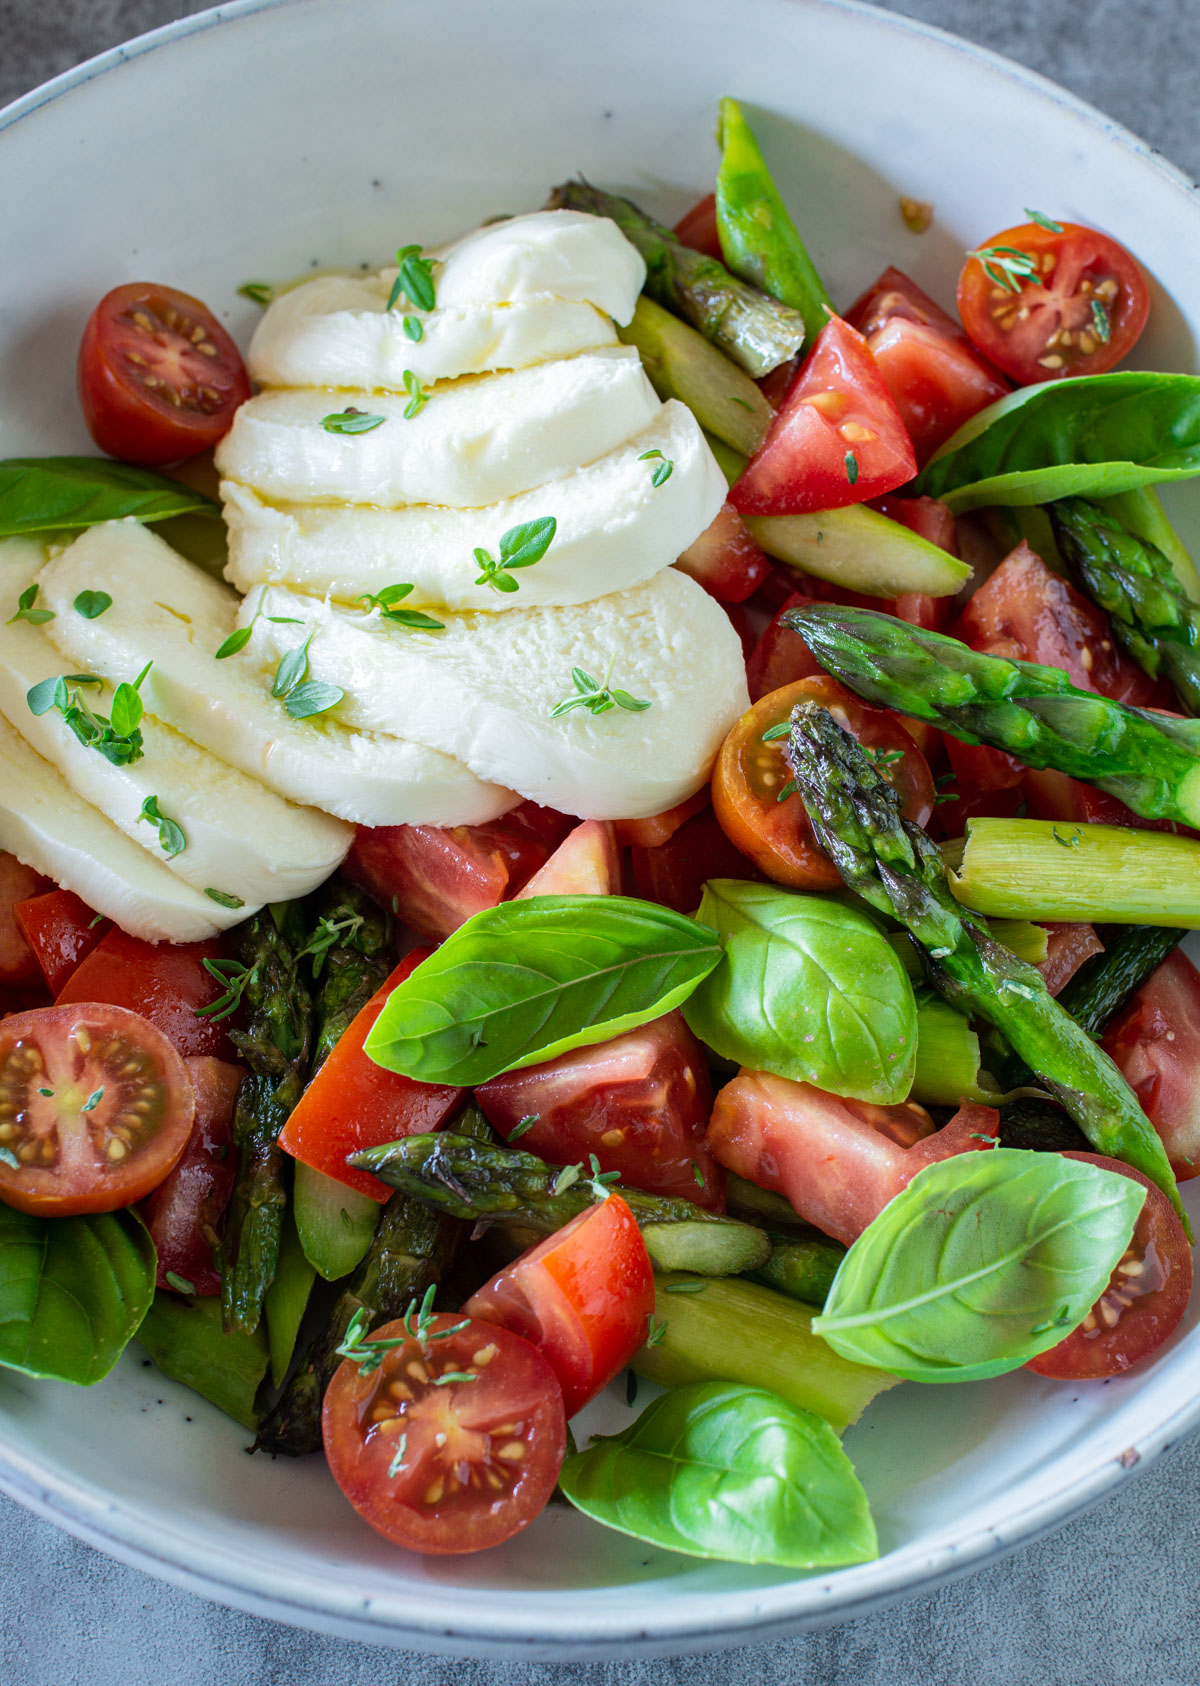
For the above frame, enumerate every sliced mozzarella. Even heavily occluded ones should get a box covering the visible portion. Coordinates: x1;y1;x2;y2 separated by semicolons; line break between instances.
38;523;516;827
249;276;616;390
424;210;646;324
214;347;660;509
222;401;726;611
0;549;351;903
241;570;750;820
0;710;248;942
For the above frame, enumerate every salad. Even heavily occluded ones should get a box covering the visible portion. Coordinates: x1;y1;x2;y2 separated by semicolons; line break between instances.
0;93;1197;1572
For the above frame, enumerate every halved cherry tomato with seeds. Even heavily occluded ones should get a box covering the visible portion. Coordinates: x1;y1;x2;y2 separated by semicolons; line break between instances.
0;1002;195;1215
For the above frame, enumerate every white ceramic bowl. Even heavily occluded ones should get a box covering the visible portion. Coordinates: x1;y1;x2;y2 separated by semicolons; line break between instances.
2;0;1200;1660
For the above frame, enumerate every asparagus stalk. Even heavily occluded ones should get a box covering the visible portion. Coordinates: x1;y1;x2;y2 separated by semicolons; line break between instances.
910;989;997;1106
786;603;1200;827
1099;486;1200;601
138;1292;269;1431
303;881;392;1070
1057;924;1183;1036
1050;496;1200;713
549;179;805;376
782;699;1187;1227
618;296;772;456
351;1133;771;1277
751;1234;845;1309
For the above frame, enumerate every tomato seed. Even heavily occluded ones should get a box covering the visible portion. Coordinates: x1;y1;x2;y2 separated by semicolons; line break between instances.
423;1478;444;1505
472;1345;498;1367
495;1440;526;1461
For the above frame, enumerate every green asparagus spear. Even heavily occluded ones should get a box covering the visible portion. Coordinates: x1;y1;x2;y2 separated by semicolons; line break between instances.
138;1292;270;1431
750;1231;845;1308
302;881;392;1070
1056;924;1183;1037
549;179;805;376
352;1133;771;1277
782;699;1187;1227
618;295;773;456
714;97;832;353
1050;497;1200;713
785;603;1200;827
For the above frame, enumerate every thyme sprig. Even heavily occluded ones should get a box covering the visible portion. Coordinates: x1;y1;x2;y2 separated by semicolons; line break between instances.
473;516;557;595
550;654;652;719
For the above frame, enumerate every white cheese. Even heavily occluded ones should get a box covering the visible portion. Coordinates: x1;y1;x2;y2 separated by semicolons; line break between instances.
424;209;646;323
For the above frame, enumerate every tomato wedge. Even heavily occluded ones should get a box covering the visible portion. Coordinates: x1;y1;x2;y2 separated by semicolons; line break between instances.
465;1194;655;1417
13;888;109;996
957;222;1149;384
141;1055;243;1294
0;1002;195;1215
673;192;723;260
56;928;236;1060
627;804;759;916
1036;923;1104;998
323;1313;565;1554
673;503;772;603
1104;951;1200;1179
0;854;50;988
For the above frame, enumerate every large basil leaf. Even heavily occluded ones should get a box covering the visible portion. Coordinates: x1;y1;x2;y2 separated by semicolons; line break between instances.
364;894;723;1085
0;457;220;537
813;1149;1144;1382
559;1380;877;1569
0;1204;156;1385
682;881;916;1103
913;373;1200;512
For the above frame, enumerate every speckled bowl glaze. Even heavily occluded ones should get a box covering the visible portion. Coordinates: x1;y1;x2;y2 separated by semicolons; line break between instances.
1;0;1199;1658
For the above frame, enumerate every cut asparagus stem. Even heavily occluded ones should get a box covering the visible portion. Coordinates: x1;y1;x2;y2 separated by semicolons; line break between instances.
1056;924;1184;1037
751;1234;846;1309
747;506;969;599
724;1171;811;1231
138;1292;269;1431
911;989;997;1106
618;296;772;456
702;430;750;486
1099;486;1200;601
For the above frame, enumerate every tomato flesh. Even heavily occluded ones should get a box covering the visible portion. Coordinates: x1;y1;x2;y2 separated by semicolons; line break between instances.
673;503;772;603
673;192;723;261
141;1055;242;1293
1027;1152;1191;1379
1104;951;1200;1180
1036;923;1104;998
627;804;759;916
0;1002;195;1215
0;854;51;988
322;1314;565;1554
465;1194;655;1417
614;789;710;851
14;889;109;996
746;591;826;703
55;929;236;1060
515;820;620;899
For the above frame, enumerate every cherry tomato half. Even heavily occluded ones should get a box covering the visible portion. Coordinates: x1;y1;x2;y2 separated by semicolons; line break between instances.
322;1314;565;1555
78;283;251;465
957;222;1149;385
1104;951;1200;1179
1026;1152;1192;1380
0;1002;195;1215
712;675;934;891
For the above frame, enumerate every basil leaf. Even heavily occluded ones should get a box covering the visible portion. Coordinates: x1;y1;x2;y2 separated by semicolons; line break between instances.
364;894;723;1085
813;1149;1145;1382
683;882;917;1103
914;373;1200;512
0;1204;156;1385
0;457;220;537
558;1381;877;1569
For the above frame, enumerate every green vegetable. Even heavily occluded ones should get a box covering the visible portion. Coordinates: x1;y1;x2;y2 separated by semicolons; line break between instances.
910;990;996;1106
702;431;749;485
7;581;54;627
1099;486;1200;600
618;298;772;457
913;373;1200;512
364;894;722;1086
0;457;221;537
997;1097;1090;1154
293;1161;380;1281
714;98;832;354
72;589;112;620
813;1150;1145;1382
137;1293;269;1430
472;516;557;595
0;1205;155;1385
752;1232;846;1308
549;659;652;718
745;504;970;599
263;1200;317;1389
1057;924;1183;1037
682;881;917;1103
559;1381;877;1569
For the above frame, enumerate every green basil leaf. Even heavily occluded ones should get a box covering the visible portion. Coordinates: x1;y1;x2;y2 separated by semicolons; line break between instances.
0;457;220;537
364;893;723;1085
558;1381;877;1569
914;373;1200;512
0;1204;156;1385
284;680;344;719
682;881;917;1103
813;1149;1145;1382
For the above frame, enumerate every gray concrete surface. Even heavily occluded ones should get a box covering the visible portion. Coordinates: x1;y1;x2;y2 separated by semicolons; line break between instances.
3;2;1200;1681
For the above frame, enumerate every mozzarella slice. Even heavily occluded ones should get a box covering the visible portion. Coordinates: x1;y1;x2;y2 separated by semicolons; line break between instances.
248;277;617;390
38;523;516;827
222;401;726;611
0;710;248;943
425;210;646;324
240;570;750;819
214;347;660;509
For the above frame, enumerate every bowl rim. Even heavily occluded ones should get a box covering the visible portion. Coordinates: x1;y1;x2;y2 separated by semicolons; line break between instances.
2;0;1200;1653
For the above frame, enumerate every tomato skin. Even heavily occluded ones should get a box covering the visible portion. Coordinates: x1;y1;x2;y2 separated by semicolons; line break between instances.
746;591;825;703
279;950;464;1201
930;782;1025;841
55;929;235;1060
1104;952;1200;1180
141;1055;242;1293
673;192;723;260
1027;1152;1191;1379
1036;923;1104;998
0;1002;195;1215
614;789;710;851
957;223;1149;385
322;1314;565;1555
465;1195;655;1417
627;805;759;916
477;1011;724;1210
515;820;620;899
78;283;251;465
13;889;109;996
674;503;772;603
729;315;917;517
1022;767;1177;835
0;855;51;988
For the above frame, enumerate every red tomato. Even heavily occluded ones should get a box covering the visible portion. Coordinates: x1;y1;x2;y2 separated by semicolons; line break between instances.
465;1194;655;1417
279;950;464;1201
729;315;917;516
515;821;620;899
0;855;50;987
871;491;961;561
746;591;825;703
846;266;1010;460
706;1070;997;1244
322;1314;565;1554
1104;952;1200;1179
930;782;1025;841
674;503;772;603
712;675;934;891
614;789;710;851
0;1002;195;1215
477;1011;724;1209
957;222;1149;384
627;804;759;916
1022;767;1177;835
13;889;109;996
757;355;800;412
141;1055;243;1293
723;601;757;660
1036;923;1104;998
77;282;251;465
1027;1153;1191;1379
55;929;235;1060
673;192;723;260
